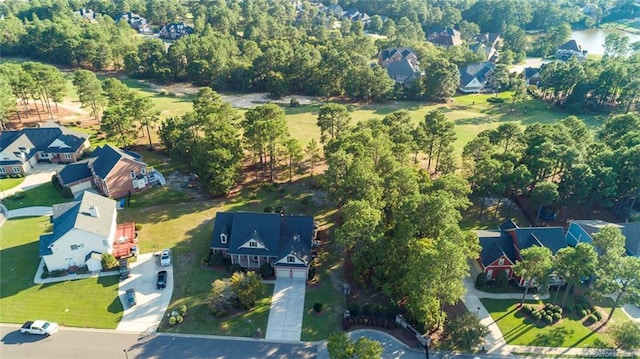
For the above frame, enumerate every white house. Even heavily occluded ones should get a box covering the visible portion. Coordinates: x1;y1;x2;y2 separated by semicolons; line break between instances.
39;192;117;271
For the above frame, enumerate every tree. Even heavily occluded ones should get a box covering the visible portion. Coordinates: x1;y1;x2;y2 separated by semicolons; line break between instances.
417;110;456;172
327;332;383;359
610;321;640;350
317;103;351;144
305;138;322;177
421;58;460;101
513;246;553;306
530;182;559;225
130;95;159;150
593;226;640;322
208;278;234;316
101;105;137;147
0;76;16;131
444;313;490;350
72;69;106;121
554;243;598;307
229;271;265;309
510;77;529;111
244;104;289;181
284;138;303;182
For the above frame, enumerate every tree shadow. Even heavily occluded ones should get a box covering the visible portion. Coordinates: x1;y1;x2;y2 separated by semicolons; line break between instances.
107;295;124;314
530;326;572;347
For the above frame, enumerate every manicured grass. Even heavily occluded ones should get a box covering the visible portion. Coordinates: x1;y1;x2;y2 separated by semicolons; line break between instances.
2;184;72;210
128;186;192;208
480;298;623;348
0;217;123;329
0;177;25;192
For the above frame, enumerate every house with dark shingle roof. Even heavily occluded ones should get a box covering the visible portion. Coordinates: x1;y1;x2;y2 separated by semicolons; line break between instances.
477;220;568;286
39;192;117;271
211;212;315;279
556;39;588;61
57;144;154;198
427;26;462;47
159;22;194;40
0;122;89;176
459;62;496;93
117;12;151;33
567;220;640;257
378;47;420;85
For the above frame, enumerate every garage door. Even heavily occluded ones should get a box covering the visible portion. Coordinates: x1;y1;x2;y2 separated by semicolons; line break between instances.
69;181;92;196
275;267;307;279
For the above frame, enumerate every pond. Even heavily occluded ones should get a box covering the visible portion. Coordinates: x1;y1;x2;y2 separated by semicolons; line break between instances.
570;28;640;55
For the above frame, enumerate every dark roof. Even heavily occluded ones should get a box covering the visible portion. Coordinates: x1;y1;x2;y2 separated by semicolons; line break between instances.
499;219;519;231
621;222;640;256
211;212;314;263
478;231;517;267
58;161;92;185
0;123;88;164
558;39;583;51
513;227;567;254
379;47;415;63
459;62;496;87
39;234;55;256
89;144;145;179
385;59;418;83
524;67;541;79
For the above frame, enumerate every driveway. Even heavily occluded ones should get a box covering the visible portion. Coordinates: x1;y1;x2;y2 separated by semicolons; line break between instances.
116;253;173;334
265;277;306;341
0;163;64;199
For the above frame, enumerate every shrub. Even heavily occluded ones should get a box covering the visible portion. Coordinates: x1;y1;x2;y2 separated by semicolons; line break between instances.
564;304;574;313
553;312;562;321
176;315;184;323
160;89;169;96
588;314;598;322
593;310;602;321
362;303;372;317
373;304;384;317
290;97;300;107
210;252;224;266
476;273;488;288
544;315;553;324
135;223;143;231
348;303;360;317
274;206;285;214
228;264;243;273
555;307;563;315
532;311;542;320
11;191;25;200
101;253;118;269
263;206;273;213
313;302;323;312
487;97;506;103
495;270;508;288
168;316;176;325
307;266;316;281
178;305;187;316
259;263;274;278
580;309;588;318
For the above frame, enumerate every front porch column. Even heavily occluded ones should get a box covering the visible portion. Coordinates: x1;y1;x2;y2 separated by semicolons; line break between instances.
230;254;235;264
246;255;250;268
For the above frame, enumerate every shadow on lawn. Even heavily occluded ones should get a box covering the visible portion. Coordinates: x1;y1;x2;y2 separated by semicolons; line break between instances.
0;241;39;298
531;327;572;347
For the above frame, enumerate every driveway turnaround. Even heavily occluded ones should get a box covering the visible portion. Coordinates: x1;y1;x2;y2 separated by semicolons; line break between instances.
265;277;306;341
116;253;173;333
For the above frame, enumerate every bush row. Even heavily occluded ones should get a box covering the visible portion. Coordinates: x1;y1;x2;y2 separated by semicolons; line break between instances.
342;316;397;330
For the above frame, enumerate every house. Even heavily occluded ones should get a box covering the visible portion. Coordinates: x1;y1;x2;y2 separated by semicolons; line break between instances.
556;39;588;61
211;212;316;279
477;219;568;286
117;12;151;33
159;22;194;40
57;144;158;199
342;7;371;24
74;8;98;22
0;122;90;176
524;67;542;86
471;33;501;62
458;62;496;93
378;47;420;84
39;192;137;271
567;220;640;257
427;26;462;47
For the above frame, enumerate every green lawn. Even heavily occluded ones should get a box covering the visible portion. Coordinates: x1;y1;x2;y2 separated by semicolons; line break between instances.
127;186;191;208
2;184;72;210
0;217;123;329
0;177;25;192
480;298;624;348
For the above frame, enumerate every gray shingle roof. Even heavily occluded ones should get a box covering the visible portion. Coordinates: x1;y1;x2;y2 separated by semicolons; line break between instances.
513;227;567;254
89;144;144;179
58;161;92;185
0;123;88;165
459;62;496;87
621;222;640;256
478;230;517;267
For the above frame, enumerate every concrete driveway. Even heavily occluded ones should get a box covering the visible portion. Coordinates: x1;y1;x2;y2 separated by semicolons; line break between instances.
0;163;64;199
265;278;306;341
116;253;173;334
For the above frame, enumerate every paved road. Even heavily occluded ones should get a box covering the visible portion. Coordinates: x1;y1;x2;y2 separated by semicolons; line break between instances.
0;325;317;359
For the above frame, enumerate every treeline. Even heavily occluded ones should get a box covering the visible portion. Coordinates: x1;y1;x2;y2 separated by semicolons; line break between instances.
463;114;640;223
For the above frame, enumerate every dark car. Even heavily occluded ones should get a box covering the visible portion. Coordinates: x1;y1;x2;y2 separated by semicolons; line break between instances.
119;258;130;280
157;270;167;289
125;288;136;307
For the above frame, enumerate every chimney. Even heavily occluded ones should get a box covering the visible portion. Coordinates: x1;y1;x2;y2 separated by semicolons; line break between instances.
89;205;99;218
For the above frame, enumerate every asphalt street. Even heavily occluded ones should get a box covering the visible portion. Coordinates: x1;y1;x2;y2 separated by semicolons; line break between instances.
0;325;317;359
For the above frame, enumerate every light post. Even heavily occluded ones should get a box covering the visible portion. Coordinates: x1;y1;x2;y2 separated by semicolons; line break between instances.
123;349;129;359
477;306;481;317
423;335;431;359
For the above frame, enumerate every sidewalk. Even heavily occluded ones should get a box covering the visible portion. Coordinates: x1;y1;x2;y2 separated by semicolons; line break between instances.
33;258;119;284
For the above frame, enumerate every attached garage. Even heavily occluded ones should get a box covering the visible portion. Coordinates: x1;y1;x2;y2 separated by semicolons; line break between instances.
68;180;93;197
275;266;308;279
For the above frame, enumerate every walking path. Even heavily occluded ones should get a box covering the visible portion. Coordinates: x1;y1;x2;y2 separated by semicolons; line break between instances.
265;277;306;341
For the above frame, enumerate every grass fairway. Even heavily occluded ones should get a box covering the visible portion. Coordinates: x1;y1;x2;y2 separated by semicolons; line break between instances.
0;217;123;329
2;184;72;210
480;298;623;348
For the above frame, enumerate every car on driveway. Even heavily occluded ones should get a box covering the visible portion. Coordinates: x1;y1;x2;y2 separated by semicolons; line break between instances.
160;249;171;266
119;258;130;280
157;270;167;289
125;288;136;307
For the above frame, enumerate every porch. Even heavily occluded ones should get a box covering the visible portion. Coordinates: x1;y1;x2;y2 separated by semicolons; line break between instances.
230;254;274;269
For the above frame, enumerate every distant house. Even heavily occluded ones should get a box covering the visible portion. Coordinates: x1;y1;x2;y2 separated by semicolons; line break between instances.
567;220;640;257
556;39;588;61
211;212;316;279
57;144;161;199
342;7;371;24
458;62;496;93
427;26;462;47
477;219;568;286
470;33;502;62
39;192;137;271
117;12;151;33
0;122;90;176
378;47;420;84
159;22;194;40
524;67;542;86
74;8;98;22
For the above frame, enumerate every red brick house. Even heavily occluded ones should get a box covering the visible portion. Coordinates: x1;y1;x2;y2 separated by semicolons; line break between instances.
57;144;161;199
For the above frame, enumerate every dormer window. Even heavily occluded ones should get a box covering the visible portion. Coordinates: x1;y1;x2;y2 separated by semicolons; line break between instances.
287;256;295;263
498;258;505;265
249;240;257;248
220;233;227;244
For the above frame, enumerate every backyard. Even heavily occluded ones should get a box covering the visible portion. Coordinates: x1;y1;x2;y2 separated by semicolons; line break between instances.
0;216;123;329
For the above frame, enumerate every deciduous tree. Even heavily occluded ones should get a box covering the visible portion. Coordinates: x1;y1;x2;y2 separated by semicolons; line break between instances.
513;246;553;306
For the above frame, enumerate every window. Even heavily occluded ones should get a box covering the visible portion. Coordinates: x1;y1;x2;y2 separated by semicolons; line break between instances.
141;167;147;175
287;256;295;263
71;244;78;250
249;240;257;248
12;167;21;173
252;256;259;262
64;153;71;159
102;240;108;247
498;258;505;265
220;234;227;244
130;170;136;178
0;168;5;174
41;153;49;158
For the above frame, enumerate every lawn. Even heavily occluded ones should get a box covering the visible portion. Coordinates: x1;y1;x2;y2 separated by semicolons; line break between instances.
480;298;629;348
0;217;123;329
127;185;191;208
2;184;72;210
0;177;25;192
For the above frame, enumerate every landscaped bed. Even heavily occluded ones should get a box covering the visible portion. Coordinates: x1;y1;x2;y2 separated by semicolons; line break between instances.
480;298;629;348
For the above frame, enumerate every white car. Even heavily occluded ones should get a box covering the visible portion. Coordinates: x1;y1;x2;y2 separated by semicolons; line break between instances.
160;249;171;266
21;320;59;336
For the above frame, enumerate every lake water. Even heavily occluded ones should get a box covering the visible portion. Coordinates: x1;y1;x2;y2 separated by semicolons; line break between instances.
570;28;640;55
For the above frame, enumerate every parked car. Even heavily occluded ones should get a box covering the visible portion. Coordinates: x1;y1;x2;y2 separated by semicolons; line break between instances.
20;320;58;336
125;288;136;307
160;249;171;266
157;270;167;289
119;258;130;280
